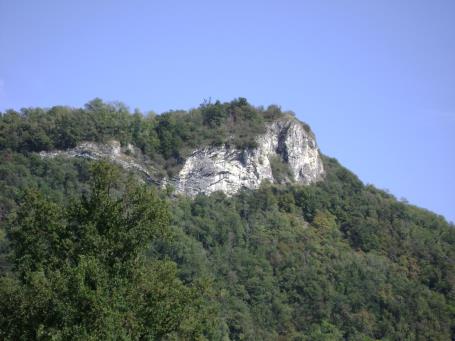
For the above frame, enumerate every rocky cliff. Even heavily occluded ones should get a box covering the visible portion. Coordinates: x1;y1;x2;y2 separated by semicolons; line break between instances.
39;117;324;196
175;118;324;196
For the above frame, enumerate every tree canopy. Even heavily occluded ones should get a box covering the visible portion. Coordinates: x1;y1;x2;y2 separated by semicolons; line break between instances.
0;163;211;340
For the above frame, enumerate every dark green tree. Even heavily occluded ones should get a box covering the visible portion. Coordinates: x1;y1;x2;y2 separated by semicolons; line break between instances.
0;163;209;340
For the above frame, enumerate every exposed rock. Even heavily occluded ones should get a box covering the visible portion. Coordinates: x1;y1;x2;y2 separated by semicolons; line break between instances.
175;118;324;196
39;141;155;181
37;117;324;197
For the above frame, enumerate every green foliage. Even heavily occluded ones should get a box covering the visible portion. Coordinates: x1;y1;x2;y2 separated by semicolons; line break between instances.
269;155;294;183
1;99;454;340
156;175;454;340
0;163;210;340
0;98;286;178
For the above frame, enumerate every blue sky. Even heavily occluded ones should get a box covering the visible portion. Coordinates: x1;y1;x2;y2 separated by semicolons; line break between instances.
1;0;454;222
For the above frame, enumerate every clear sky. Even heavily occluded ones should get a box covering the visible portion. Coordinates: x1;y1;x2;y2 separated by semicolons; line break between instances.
1;0;454;222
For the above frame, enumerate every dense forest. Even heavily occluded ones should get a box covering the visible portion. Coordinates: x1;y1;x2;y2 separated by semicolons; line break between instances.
0;99;454;340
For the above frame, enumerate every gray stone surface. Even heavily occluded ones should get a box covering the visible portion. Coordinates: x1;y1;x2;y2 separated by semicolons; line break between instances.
38;117;324;196
39;140;154;180
175;118;324;196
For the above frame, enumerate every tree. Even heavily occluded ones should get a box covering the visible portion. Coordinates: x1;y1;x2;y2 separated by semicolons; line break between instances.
0;162;209;340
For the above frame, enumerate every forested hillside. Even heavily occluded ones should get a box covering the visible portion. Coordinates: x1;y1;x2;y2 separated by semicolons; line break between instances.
0;99;454;340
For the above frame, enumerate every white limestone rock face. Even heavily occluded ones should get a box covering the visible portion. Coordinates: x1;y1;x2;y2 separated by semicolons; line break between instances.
37;118;324;197
176;118;324;196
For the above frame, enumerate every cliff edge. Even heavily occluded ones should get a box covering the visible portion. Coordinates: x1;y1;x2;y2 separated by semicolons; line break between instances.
175;117;324;196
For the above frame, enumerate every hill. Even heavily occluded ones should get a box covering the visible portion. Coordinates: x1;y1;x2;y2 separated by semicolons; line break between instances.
0;98;454;340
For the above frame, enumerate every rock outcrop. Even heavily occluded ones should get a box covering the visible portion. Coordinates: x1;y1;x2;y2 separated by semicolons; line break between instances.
39;141;155;181
175;118;324;196
38;118;324;196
